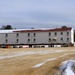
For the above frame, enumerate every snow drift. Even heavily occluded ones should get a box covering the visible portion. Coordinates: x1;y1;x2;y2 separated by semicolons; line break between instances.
60;60;75;75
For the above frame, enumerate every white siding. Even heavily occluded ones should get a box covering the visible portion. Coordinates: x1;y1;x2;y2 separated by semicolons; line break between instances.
0;33;5;44
34;32;48;44
71;28;74;43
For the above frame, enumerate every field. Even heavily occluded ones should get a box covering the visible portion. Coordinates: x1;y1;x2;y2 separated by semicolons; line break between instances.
0;47;75;75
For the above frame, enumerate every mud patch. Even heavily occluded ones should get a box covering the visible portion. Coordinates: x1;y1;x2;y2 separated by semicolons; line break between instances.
46;66;61;75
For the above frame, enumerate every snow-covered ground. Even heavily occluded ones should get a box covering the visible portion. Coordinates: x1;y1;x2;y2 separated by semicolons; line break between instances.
60;60;75;75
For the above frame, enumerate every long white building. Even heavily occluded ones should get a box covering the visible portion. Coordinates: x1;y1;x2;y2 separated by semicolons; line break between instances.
0;27;74;47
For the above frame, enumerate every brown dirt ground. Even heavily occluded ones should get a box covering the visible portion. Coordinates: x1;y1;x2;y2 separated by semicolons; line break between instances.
0;47;75;75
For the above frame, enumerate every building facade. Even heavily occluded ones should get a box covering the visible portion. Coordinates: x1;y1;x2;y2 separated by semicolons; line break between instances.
0;27;74;47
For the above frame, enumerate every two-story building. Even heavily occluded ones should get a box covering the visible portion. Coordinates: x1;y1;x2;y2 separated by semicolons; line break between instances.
0;27;74;47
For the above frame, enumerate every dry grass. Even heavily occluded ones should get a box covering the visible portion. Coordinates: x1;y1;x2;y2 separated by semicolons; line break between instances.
0;47;75;75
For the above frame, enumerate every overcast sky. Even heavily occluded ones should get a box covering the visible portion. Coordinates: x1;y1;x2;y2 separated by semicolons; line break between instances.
0;0;75;29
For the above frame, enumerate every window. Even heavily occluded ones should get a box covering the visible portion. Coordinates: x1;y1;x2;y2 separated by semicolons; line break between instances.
49;38;51;42
28;33;30;37
61;38;63;42
33;33;36;37
28;39;30;43
16;39;19;43
33;39;36;43
5;34;8;38
61;32;63;35
16;33;19;38
67;38;69;42
5;39;8;43
49;33;51;36
54;32;57;36
67;32;69;36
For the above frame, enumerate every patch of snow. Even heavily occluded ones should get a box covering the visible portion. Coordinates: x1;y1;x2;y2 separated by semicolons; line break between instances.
60;60;75;75
46;58;57;62
33;62;45;68
0;51;39;60
33;58;57;68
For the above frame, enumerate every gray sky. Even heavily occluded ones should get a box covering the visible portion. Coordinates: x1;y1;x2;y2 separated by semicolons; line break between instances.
0;0;75;29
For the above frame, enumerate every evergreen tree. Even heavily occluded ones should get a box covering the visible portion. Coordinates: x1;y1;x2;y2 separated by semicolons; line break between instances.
1;25;13;30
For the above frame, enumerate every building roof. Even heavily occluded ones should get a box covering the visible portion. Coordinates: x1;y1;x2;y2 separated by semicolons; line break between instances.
13;27;72;33
0;27;72;33
0;30;14;33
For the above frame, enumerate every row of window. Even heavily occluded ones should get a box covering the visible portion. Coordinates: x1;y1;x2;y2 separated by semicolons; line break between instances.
48;32;69;36
28;33;36;37
5;33;19;38
5;33;36;38
5;38;69;43
5;39;36;43
5;32;69;38
48;38;69;42
28;32;69;37
5;39;19;43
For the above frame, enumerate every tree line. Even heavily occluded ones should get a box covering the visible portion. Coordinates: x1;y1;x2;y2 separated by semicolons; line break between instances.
0;25;68;30
0;25;14;30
